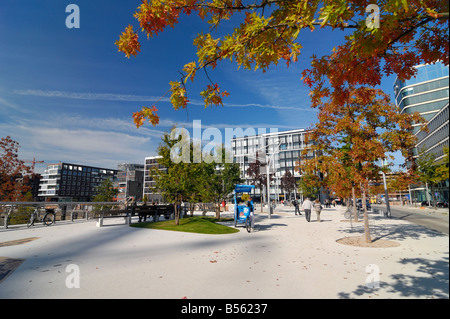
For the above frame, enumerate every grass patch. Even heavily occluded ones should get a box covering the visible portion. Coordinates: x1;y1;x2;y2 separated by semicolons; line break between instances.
130;216;239;234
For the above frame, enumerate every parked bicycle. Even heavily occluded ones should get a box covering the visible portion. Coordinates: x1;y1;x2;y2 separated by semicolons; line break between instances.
27;207;56;227
344;207;363;220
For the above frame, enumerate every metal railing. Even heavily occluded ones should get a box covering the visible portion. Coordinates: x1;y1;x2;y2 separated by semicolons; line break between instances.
0;201;122;229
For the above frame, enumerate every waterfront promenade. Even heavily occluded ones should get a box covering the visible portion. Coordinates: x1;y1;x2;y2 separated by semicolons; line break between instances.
0;204;448;299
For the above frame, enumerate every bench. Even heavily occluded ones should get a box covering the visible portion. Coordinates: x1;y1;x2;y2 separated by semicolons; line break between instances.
133;204;175;222
95;208;129;227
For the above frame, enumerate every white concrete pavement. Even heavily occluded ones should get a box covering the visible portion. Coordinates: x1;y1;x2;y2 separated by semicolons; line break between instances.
0;204;448;299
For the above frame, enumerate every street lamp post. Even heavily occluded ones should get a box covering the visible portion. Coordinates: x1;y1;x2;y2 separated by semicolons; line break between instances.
244;137;281;219
380;159;391;218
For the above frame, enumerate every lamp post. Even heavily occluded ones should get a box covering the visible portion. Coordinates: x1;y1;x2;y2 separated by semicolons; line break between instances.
245;136;281;219
380;159;391;218
264;140;281;219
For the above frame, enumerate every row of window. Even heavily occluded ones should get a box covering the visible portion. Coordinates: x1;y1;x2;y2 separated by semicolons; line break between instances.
401;88;449;109
62;164;115;175
416;124;449;157
59;190;93;197
232;134;306;147
396;78;448;105
416;103;449;142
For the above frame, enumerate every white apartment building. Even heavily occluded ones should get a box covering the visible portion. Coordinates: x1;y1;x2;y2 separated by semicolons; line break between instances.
231;128;320;203
143;156;164;202
38;163;61;197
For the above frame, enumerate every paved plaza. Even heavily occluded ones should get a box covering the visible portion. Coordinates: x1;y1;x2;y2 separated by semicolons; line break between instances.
0;204;448;299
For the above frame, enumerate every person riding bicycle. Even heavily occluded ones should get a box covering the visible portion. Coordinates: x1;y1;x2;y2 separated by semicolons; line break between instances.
247;197;254;230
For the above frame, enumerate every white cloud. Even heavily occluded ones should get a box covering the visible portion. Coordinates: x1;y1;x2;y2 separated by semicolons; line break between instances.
13;89;314;112
13;89;170;103
0;96;21;111
1;113;161;171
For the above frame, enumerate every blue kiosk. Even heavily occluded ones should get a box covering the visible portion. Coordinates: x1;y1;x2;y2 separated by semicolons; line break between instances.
233;184;255;232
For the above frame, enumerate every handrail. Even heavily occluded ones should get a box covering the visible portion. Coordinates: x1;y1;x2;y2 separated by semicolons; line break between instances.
0;201;122;229
0;201;119;205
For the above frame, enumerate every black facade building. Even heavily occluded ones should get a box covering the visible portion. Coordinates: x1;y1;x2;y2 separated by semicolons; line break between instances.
39;162;118;202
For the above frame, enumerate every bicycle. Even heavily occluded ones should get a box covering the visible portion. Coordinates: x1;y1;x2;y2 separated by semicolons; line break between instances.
244;213;254;233
27;207;56;227
344;207;363;220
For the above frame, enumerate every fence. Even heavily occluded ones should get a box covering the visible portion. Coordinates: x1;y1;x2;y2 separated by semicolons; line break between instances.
0;201;222;229
0;201;122;229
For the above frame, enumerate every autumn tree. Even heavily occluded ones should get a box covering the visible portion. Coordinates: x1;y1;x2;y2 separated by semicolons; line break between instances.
388;171;418;205
296;152;323;200
305;87;424;242
0;136;31;202
280;169;296;201
320;148;357;213
116;0;448;127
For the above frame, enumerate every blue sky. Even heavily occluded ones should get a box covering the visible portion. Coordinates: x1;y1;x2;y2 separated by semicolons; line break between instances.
0;0;400;173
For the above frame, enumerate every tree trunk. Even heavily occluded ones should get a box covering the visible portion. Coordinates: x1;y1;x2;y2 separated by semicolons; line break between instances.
260;186;264;213
431;185;437;210
215;202;221;219
174;197;180;226
362;188;372;243
352;185;358;222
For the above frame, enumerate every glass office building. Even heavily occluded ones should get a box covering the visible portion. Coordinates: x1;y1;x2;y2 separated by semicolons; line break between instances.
393;61;449;203
393;61;448;134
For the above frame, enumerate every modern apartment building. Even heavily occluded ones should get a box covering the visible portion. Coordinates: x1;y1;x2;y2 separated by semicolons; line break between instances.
143;156;165;203
38;162;118;202
114;163;144;202
393;61;449;202
231;128;322;202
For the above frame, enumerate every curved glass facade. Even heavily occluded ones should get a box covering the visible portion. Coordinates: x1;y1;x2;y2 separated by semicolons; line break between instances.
393;62;449;133
393;61;449;203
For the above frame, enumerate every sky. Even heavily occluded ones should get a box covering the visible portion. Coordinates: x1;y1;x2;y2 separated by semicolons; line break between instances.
0;0;400;173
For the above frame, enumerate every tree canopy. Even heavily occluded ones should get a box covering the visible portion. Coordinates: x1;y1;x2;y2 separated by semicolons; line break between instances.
0;136;31;201
116;0;448;127
150;128;241;224
302;87;425;242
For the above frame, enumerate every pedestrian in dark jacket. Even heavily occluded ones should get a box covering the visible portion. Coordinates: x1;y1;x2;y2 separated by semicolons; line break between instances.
293;199;302;215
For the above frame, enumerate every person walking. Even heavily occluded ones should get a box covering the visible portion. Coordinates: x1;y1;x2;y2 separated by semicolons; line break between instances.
293;199;302;215
302;197;313;222
313;199;323;222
